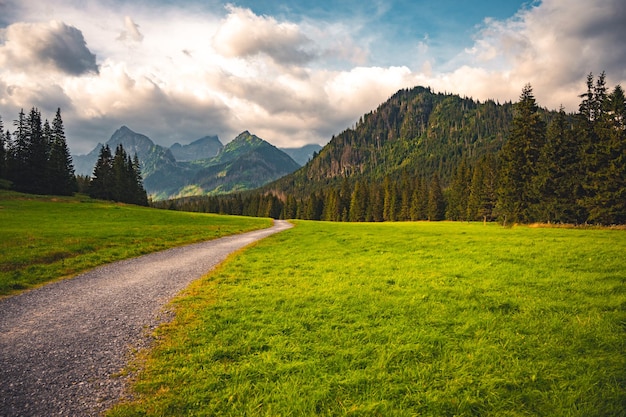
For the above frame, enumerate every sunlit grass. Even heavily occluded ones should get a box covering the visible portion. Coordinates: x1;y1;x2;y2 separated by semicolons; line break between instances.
0;191;271;296
109;221;626;416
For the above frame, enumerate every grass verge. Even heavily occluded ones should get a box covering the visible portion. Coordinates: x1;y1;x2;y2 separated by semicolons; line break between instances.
0;191;271;296
108;221;626;416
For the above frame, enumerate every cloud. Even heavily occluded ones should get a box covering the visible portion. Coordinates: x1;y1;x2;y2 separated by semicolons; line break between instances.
213;5;317;66
2;0;625;156
0;20;98;76
456;0;626;110
117;16;144;44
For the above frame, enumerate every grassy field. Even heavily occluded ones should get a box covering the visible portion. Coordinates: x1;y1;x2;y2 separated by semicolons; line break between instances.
0;191;271;296
107;221;626;416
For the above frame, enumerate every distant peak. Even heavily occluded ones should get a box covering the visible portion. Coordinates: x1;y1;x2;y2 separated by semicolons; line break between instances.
116;125;133;133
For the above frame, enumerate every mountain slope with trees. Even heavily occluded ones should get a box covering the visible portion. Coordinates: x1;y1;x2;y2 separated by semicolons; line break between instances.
162;74;626;225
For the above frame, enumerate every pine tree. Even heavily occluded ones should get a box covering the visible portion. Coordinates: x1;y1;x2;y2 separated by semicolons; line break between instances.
47;109;77;196
497;84;546;223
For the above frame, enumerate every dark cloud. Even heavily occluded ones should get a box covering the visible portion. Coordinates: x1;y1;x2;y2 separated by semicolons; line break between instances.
0;21;98;75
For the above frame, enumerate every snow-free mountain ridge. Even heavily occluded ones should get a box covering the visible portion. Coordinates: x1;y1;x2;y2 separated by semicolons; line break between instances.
72;127;312;200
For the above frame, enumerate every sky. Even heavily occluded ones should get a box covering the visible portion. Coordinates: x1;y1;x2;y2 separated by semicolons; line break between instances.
0;0;624;154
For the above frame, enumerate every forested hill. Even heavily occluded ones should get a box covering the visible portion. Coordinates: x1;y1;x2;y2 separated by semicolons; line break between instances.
266;86;518;196
156;73;625;225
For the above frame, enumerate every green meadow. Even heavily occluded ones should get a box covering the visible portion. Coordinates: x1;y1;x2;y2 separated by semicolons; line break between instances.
109;221;626;416
0;191;271;296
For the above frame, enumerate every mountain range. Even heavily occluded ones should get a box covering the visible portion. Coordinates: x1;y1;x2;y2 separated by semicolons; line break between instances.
73;127;320;200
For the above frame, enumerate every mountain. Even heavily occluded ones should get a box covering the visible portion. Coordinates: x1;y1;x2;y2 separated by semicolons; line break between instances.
177;131;300;196
169;135;223;161
280;144;322;166
72;127;300;200
263;86;517;198
73;126;173;177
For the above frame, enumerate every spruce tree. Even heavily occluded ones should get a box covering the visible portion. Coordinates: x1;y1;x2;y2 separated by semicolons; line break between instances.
535;107;585;223
349;181;367;222
48;109;77;196
497;84;546;223
9;109;27;187
580;82;626;224
467;153;498;222
446;158;471;220
21;107;48;194
131;153;148;206
0;116;5;180
89;145;114;200
427;173;445;221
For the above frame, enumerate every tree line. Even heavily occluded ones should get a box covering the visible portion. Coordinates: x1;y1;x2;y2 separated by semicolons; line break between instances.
158;73;625;225
87;144;148;206
0;108;148;206
0;108;77;195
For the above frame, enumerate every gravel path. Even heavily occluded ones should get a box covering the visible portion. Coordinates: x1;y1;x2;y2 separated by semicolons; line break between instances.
0;220;292;416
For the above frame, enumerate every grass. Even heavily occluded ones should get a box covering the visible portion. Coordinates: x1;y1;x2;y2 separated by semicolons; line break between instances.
0;191;271;296
108;221;626;416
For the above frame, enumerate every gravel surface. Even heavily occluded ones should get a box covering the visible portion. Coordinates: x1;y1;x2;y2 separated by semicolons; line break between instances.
0;220;292;416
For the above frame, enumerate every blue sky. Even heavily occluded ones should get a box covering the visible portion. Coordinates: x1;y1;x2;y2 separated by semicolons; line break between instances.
0;0;624;153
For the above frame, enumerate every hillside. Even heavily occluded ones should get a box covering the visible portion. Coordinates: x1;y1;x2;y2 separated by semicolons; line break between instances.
173;131;301;197
265;86;516;197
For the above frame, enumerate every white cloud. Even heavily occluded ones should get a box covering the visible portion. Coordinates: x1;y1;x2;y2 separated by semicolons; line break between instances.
213;5;316;66
1;0;625;155
117;16;144;44
450;0;626;110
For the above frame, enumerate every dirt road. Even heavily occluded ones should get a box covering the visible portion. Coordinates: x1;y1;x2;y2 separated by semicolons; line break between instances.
0;220;292;416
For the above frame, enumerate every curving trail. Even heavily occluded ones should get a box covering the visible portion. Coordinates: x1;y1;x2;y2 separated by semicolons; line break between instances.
0;220;292;416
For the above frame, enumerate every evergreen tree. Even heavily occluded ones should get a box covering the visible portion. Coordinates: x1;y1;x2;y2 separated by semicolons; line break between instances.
398;172;412;221
535;107;585;223
2;130;11;182
580;82;626;224
19;108;48;194
322;188;341;221
427;173;445;221
498;84;546;223
89;145;114;200
445;158;471;220
369;182;384;222
0;116;5;180
47;109;77;196
131;153;149;206
283;195;298;219
383;176;398;221
467;153;498;222
349;181;367;222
